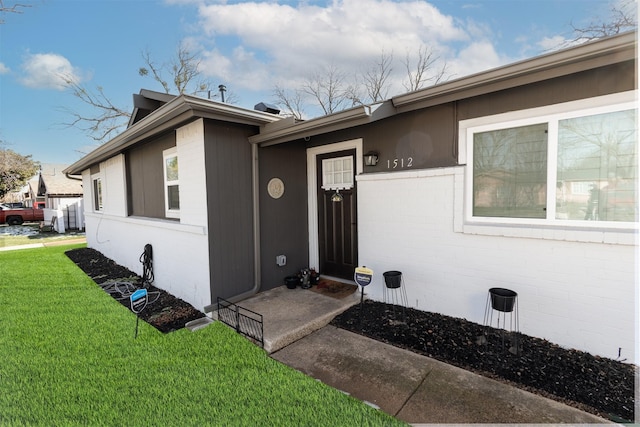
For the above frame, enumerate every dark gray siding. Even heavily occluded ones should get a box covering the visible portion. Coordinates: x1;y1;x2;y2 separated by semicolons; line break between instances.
307;103;458;172
256;60;635;289
126;131;176;218
258;142;308;290
204;119;260;302
304;60;636;174
457;61;636;121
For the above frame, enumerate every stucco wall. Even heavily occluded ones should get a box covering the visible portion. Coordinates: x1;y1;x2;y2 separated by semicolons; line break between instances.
357;167;637;362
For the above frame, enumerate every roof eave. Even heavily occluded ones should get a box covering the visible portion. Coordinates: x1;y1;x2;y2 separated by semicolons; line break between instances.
392;31;637;112
64;95;282;175
249;101;395;146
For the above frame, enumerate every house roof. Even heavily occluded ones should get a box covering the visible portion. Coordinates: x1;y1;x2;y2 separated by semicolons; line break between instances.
248;101;396;146
128;89;177;128
250;31;637;146
38;164;83;196
64;93;283;175
391;31;637;113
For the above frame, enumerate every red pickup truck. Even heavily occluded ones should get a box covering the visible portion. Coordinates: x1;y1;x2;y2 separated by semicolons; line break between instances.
0;205;45;225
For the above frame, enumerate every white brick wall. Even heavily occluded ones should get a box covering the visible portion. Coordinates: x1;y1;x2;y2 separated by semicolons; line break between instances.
176;119;208;228
84;213;211;311
102;155;127;217
357;167;637;362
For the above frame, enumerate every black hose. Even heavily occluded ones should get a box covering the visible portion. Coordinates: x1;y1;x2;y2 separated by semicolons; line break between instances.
139;244;154;287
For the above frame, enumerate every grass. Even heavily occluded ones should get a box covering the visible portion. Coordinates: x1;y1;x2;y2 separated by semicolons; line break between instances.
0;224;86;247
0;245;404;426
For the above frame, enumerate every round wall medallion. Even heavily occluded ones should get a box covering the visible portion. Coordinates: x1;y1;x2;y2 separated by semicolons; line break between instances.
267;178;285;199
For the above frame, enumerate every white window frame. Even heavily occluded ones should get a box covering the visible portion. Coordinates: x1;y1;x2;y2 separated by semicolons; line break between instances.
163;147;180;219
321;155;355;191
91;174;103;213
459;91;638;233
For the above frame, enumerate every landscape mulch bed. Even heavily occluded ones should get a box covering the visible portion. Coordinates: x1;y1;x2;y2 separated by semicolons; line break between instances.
331;300;636;422
65;247;636;422
65;247;204;333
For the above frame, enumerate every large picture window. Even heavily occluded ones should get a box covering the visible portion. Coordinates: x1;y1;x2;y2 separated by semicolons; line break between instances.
473;123;548;219
556;110;637;222
465;95;637;228
163;148;180;219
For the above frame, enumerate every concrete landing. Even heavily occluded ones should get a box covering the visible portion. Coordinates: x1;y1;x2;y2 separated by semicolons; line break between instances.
233;285;360;353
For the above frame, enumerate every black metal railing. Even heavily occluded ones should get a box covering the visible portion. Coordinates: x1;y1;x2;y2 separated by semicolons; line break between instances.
216;297;264;348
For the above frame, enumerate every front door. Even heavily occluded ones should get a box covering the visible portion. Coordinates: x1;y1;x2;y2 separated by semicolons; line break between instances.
316;150;357;279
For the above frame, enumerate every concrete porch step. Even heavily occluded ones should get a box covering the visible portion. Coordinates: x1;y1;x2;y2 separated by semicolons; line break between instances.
227;285;361;353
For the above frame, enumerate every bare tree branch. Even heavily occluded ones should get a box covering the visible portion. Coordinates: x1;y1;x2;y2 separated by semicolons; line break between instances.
273;84;305;119
569;0;637;42
139;49;170;94
139;45;211;95
60;77;131;142
0;0;31;23
363;50;393;103
62;44;229;143
402;45;449;92
302;64;353;115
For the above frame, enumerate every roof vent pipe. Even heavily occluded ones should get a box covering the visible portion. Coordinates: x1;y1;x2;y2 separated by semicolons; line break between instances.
254;102;280;115
218;84;226;102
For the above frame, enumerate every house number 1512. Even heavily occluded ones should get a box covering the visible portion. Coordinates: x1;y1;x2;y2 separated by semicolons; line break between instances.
387;157;413;169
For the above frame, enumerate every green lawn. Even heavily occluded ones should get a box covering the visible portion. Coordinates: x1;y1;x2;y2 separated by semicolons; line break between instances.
0;245;404;426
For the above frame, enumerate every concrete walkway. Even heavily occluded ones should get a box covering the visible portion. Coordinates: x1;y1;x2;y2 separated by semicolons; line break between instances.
234;285;611;425
0;237;86;251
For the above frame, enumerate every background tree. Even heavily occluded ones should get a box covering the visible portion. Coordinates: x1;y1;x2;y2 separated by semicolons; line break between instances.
402;45;449;92
362;50;393;103
60;79;131;142
0;0;31;24
273;84;306;120
63;45;231;143
273;45;449;118
138;46;210;96
302;64;357;115
570;0;637;42
0;144;39;200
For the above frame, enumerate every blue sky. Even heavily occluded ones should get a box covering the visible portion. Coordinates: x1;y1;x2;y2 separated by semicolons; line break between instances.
0;0;619;165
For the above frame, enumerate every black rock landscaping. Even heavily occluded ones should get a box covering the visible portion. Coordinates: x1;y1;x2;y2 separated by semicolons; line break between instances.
331;300;636;422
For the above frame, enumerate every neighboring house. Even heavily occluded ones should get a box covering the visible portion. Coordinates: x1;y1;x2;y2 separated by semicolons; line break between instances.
29;164;84;230
22;178;40;208
65;32;637;362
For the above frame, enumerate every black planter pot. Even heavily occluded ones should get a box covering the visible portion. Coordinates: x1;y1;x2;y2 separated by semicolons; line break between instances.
489;287;517;312
383;271;402;289
285;276;299;289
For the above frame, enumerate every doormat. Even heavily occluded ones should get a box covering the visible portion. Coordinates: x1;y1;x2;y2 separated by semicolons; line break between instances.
309;279;358;299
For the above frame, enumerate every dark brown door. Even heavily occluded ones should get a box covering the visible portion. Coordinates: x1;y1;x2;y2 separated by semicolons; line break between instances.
317;150;357;279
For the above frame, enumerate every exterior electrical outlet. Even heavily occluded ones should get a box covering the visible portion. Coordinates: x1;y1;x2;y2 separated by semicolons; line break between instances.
276;255;286;267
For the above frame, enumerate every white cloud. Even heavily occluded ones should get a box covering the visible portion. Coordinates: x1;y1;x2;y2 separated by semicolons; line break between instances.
537;35;574;52
0;63;9;74
193;0;472;95
19;53;83;90
447;40;508;78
